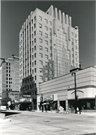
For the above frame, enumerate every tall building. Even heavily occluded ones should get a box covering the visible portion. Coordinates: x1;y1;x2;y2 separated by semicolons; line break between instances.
0;55;19;105
19;5;79;95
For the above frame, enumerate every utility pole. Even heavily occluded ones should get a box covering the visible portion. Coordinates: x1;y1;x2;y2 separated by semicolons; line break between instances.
31;90;34;111
73;72;77;114
70;67;81;114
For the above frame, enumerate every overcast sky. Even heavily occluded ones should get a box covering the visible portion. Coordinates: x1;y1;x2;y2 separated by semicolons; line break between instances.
1;1;96;68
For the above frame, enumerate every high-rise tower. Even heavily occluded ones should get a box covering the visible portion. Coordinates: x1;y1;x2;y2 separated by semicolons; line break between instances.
19;5;79;95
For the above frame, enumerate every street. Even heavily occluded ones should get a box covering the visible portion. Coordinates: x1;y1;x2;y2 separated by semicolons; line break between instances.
0;110;96;135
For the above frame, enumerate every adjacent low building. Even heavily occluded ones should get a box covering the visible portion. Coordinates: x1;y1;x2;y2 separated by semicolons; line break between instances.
0;55;19;105
38;66;96;111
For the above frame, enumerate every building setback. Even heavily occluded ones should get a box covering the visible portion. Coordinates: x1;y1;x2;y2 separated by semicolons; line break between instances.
0;55;19;105
19;5;79;108
39;67;96;111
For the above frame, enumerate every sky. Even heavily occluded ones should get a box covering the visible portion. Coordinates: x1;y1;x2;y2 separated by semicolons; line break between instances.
1;1;96;68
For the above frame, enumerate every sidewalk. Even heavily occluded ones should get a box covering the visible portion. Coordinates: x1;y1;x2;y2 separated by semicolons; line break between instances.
35;109;96;116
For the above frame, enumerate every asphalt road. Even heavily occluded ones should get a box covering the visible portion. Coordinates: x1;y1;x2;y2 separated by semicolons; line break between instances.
0;110;96;135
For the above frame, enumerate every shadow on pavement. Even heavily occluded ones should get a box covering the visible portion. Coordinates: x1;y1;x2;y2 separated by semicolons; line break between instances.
0;110;20;116
82;133;96;135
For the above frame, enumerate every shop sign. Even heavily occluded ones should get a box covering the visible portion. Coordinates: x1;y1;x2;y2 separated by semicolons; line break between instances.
44;95;54;101
44;94;57;101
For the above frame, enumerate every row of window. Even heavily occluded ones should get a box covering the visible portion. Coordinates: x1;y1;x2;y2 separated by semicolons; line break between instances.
39;31;52;37
38;15;52;26
6;78;12;80
71;32;77;37
6;85;11;87
6;81;12;84
6;74;11;77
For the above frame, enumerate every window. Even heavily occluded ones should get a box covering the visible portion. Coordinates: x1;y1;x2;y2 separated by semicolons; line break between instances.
32;62;34;66
32;41;33;45
72;54;74;57
39;38;42;43
34;23;36;28
34;46;36;50
35;76;36;80
45;18;48;23
34;31;36;36
50;21;52;25
34;38;36;43
75;34;77;38
45;62;48;65
39;68;42;73
75;40;77;44
34;16;36;21
31;19;33;24
50;28;52;35
50;53;52;57
45;26;48;31
32;70;34;74
32;48;34;52
39;53;43;58
50;64;52;68
39;60;43;65
39;16;42;21
34;61;36;65
72;32;74;36
39;23;42;28
45;47;48;52
39;31;42;36
45;40;48;45
32;34;33;38
45;54;48;59
45;77;48;81
39;75;43;80
35;68;36;73
34;53;36;58
45;70;48;73
39;45;43;50
45;33;48;38
72;48;74;51
72;38;74;45
50;71;52;74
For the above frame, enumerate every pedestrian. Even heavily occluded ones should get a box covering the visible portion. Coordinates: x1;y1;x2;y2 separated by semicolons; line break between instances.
78;101;82;114
46;104;48;112
41;104;43;112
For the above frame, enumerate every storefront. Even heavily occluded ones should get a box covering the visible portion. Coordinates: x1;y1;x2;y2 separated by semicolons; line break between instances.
38;66;96;111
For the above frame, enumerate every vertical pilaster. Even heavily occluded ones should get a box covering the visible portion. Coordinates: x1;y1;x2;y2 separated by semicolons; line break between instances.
62;12;65;28
55;8;57;19
59;10;61;21
66;14;68;25
51;5;53;17
69;16;72;26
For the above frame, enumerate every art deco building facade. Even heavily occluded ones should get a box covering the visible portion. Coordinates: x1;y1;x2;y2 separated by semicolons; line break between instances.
19;5;79;94
0;55;19;104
